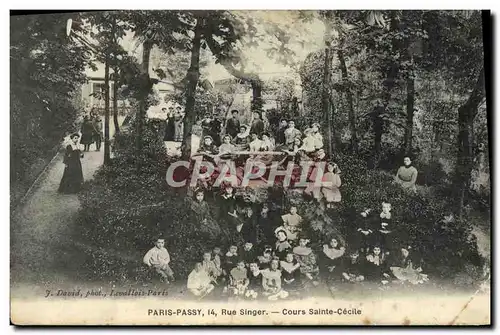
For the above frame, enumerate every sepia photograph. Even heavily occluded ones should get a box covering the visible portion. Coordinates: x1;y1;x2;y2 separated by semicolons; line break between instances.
9;9;491;326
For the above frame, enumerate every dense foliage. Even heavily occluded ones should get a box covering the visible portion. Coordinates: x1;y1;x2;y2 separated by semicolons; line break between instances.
10;13;93;205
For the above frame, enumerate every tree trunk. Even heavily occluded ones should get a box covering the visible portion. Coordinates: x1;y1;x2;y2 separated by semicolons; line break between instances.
182;17;203;157
456;66;485;217
137;41;152;155
337;40;358;154
322;41;334;157
403;67;415;154
371;14;401;167
251;81;263;112
113;67;120;134
104;55;111;165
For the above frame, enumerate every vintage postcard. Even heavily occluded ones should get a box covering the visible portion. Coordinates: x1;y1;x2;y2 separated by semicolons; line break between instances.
10;9;491;326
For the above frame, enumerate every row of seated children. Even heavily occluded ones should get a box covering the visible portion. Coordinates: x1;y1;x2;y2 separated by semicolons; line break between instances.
185;237;428;300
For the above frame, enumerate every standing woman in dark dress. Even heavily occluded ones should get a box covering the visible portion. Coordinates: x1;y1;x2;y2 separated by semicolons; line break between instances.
58;133;84;194
80;115;94;152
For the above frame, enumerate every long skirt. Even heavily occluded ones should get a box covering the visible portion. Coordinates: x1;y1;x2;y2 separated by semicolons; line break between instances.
58;160;84;194
80;132;94;145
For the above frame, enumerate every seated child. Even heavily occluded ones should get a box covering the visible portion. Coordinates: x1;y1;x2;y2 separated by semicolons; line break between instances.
143;238;175;283
201;251;222;283
341;250;366;283
219;135;236;156
229;260;250;296
220;185;236;224
224;245;239;277
246;262;263;299
280;253;302;292
257;245;274;270
187;263;215;298
190;190;221;240
365;246;391;284
353;208;376;254
293;237;320;285
320;162;341;208
278;206;303;242
261;259;289;301
241;242;256;268
321;237;345;282
376;202;393;254
212;247;222;273
389;246;429;285
274;229;293;260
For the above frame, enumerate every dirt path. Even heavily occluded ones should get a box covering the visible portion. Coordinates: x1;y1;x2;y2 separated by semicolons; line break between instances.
11;118;124;295
11;150;105;288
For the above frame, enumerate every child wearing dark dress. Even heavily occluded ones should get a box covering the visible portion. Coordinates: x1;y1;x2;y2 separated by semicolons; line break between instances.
353;209;376;254
365;246;391;284
274;229;293;260
321;237;346;285
241;242;256;268
280;253;302;293
190;190;222;240
375;202;393;255
224;245;239;278
342;250;366;283
245;262;263;299
257;245;274;270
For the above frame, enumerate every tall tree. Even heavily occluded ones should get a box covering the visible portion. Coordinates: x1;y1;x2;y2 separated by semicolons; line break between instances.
423;10;486;213
126;10;191;152
103;54;111;165
182;14;204;153
337;35;359;154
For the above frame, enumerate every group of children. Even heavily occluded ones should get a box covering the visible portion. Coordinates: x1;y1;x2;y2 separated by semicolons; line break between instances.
143;197;429;300
143;111;429;299
193;113;327;164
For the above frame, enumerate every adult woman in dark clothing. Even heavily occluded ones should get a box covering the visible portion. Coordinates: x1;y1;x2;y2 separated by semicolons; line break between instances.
58;133;84;194
163;107;175;141
92;115;103;151
80;115;94;152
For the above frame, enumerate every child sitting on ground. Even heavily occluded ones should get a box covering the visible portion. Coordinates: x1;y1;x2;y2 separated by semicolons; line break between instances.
365;246;391;284
276;206;303;242
212;247;222;273
274;229;293;260
143;238;175;283
320;162;341;208
187;262;215;299
261;259;289;301
257;245;274;270
201;251;222;283
190;190;221;240
229;260;250;297
293;237;320;286
246;262;263;299
376;202;393;255
280;253;302;293
241;242;256;268
224;245;239;276
342;250;366;283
